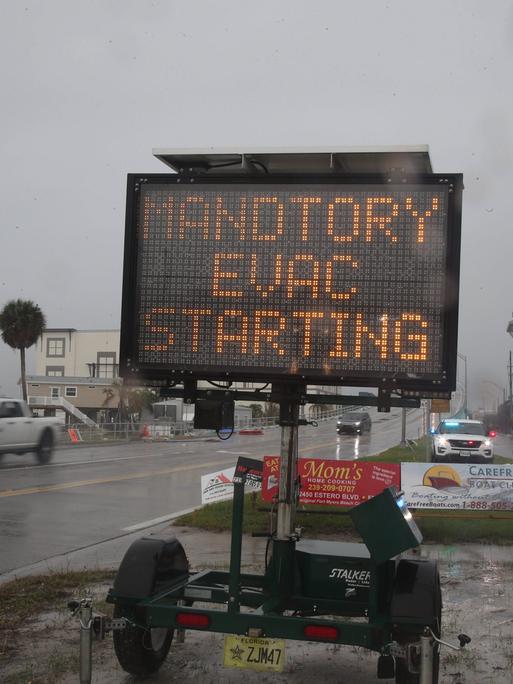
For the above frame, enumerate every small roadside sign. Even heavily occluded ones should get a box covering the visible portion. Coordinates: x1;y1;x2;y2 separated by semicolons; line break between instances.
68;428;82;443
431;399;451;413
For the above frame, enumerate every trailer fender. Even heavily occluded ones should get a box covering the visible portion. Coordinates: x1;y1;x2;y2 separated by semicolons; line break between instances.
389;558;441;626
113;536;189;598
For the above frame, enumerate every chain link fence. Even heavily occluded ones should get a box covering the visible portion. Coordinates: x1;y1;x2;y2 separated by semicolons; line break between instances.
57;405;360;445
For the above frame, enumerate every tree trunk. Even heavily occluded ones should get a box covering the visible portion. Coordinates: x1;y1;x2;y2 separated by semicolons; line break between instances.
20;347;27;402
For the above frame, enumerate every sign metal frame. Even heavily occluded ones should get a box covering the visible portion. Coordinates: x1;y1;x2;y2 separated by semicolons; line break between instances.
120;172;462;394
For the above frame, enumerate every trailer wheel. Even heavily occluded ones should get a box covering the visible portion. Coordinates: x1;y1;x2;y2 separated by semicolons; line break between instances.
113;605;173;676
395;578;442;684
36;430;54;464
394;576;441;683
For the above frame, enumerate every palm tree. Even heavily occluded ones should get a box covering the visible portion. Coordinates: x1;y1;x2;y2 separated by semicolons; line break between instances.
102;379;157;422
0;299;46;402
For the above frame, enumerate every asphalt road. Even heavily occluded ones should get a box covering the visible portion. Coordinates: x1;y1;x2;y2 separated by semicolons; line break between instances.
0;408;424;575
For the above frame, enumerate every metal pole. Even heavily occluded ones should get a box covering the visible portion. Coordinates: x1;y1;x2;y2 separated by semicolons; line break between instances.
273;384;301;541
400;407;407;446
509;350;513;431
425;400;432;463
79;598;93;684
457;352;468;416
464;356;468;416
261;386;301;608
419;631;434;684
276;420;298;540
228;481;245;613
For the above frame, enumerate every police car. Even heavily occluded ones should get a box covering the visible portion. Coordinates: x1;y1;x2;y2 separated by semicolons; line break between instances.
431;419;495;463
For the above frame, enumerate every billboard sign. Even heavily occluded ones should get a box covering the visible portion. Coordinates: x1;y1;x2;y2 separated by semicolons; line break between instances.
262;456;400;507
120;174;462;390
401;462;513;511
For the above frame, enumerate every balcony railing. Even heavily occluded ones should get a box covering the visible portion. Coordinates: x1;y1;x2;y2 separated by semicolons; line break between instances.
28;395;97;427
86;363;119;379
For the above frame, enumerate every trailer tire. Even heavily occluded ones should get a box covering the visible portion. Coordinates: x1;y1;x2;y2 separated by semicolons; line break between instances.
113;604;173;676
36;430;54;464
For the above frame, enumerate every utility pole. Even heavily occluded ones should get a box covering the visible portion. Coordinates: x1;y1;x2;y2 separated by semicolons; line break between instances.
400;407;407;446
509;351;513;427
506;314;513;430
424;399;431;462
457;352;468;417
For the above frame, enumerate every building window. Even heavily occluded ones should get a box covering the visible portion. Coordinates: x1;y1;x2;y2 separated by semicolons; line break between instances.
46;366;65;377
97;352;117;378
50;387;60;398
47;338;65;357
65;387;77;398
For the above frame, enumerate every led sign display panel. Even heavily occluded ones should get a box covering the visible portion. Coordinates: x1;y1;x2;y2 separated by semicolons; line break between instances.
121;176;462;388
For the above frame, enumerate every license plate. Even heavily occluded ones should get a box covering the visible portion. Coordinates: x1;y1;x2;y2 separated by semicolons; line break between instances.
460;451;471;457
224;635;285;672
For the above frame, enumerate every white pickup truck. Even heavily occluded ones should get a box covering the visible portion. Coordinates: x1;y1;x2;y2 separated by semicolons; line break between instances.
0;398;62;464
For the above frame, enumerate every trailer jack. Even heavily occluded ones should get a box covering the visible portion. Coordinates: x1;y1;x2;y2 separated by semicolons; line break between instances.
68;598;127;684
68;595;191;684
377;628;471;681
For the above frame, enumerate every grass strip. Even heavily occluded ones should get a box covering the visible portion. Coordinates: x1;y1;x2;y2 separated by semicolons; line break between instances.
0;569;115;631
174;440;513;543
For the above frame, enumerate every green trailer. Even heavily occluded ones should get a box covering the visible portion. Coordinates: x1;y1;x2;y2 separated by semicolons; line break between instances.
106;387;467;683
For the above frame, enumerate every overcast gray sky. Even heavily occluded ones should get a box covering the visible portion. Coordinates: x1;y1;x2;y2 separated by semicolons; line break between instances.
1;0;512;409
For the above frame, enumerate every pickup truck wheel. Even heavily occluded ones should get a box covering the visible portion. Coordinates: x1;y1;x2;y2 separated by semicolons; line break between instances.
37;430;54;464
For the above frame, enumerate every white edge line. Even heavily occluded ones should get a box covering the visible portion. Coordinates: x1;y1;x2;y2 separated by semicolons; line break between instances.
122;506;200;533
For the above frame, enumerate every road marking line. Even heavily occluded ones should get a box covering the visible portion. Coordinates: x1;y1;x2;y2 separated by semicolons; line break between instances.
216;450;251;455
0;445;202;473
122;506;200;532
0;458;235;499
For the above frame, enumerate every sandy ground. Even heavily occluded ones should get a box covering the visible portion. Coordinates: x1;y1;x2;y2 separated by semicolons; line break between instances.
2;528;513;683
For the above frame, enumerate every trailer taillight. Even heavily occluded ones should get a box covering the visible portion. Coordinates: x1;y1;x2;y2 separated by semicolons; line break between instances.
303;624;339;641
176;612;210;628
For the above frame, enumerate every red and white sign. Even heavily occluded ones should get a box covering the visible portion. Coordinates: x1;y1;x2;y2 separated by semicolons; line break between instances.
201;465;262;504
262;456;400;507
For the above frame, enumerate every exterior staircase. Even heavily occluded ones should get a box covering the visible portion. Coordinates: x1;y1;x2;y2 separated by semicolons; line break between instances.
27;396;98;427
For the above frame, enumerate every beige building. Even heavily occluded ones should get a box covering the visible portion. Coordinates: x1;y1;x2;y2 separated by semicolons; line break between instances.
25;327;349;425
26;328;121;424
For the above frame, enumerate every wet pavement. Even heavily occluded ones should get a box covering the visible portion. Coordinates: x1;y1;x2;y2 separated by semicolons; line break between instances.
0;408;427;576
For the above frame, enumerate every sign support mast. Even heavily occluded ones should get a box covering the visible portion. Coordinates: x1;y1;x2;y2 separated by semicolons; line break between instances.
275;384;302;541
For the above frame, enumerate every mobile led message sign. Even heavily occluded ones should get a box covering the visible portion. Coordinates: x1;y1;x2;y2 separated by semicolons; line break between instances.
120;174;462;391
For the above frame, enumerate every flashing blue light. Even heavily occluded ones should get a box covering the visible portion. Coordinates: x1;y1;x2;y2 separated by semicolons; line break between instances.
430;427;436;434
396;496;407;510
444;421;460;427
